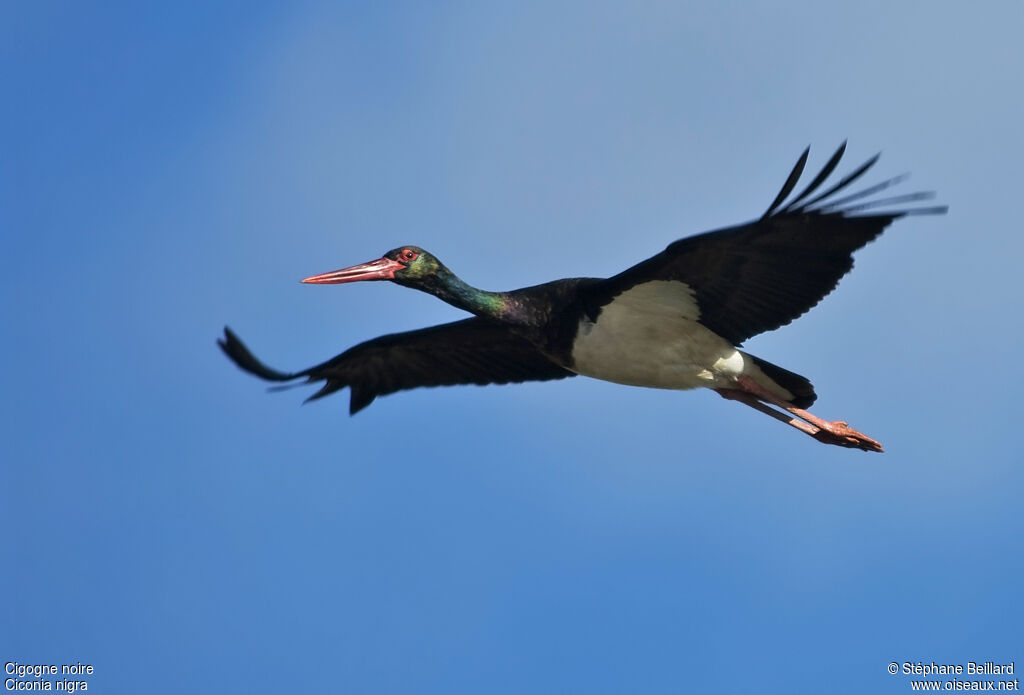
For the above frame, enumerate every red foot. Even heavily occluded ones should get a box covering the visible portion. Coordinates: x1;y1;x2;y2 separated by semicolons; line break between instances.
812;421;884;453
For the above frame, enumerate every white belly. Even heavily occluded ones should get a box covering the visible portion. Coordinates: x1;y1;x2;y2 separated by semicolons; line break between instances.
570;280;774;393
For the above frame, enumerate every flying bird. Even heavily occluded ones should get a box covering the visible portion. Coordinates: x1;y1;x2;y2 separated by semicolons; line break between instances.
220;143;945;452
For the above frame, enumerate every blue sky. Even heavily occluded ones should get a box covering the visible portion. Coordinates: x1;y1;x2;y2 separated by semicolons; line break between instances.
3;2;1021;692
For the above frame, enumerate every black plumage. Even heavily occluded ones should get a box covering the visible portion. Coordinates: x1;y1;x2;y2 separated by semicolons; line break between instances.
593;142;944;345
219;320;575;415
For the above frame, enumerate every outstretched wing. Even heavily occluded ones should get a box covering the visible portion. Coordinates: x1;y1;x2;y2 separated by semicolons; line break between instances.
590;142;947;346
219;318;575;414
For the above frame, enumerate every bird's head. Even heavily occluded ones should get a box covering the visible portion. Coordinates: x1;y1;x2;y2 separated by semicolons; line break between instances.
302;246;447;289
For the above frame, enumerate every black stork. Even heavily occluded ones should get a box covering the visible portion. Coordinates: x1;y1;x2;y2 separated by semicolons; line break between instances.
220;143;946;452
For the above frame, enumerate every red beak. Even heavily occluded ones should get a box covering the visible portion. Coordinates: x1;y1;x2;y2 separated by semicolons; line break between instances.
302;257;405;284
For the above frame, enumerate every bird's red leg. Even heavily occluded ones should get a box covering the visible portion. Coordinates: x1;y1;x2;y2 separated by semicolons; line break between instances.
717;376;884;452
724;378;884;454
715;388;826;437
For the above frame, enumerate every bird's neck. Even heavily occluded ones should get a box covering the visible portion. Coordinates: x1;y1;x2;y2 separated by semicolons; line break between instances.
425;271;526;324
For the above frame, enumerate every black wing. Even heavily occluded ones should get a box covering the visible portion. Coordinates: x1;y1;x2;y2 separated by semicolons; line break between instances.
590;142;947;346
219;318;575;414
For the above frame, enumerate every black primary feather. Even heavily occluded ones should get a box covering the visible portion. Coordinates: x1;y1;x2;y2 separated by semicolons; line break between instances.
762;146;810;218
778;141;847;213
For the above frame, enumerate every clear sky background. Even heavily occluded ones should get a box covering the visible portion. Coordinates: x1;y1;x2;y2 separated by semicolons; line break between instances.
3;2;1022;693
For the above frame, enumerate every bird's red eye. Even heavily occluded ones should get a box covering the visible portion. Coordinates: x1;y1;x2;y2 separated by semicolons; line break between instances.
400;249;418;263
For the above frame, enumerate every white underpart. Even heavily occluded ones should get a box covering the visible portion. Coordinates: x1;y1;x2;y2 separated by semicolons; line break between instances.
571;280;793;400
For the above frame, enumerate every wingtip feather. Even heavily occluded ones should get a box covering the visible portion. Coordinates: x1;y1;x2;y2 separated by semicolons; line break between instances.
780;142;849;213
762;146;810;218
219;326;299;382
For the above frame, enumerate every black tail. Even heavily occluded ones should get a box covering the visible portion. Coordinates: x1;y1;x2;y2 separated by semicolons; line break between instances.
218;327;305;382
748;354;817;409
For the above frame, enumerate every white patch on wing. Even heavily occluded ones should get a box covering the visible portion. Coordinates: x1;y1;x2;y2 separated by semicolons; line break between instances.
571;280;792;399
